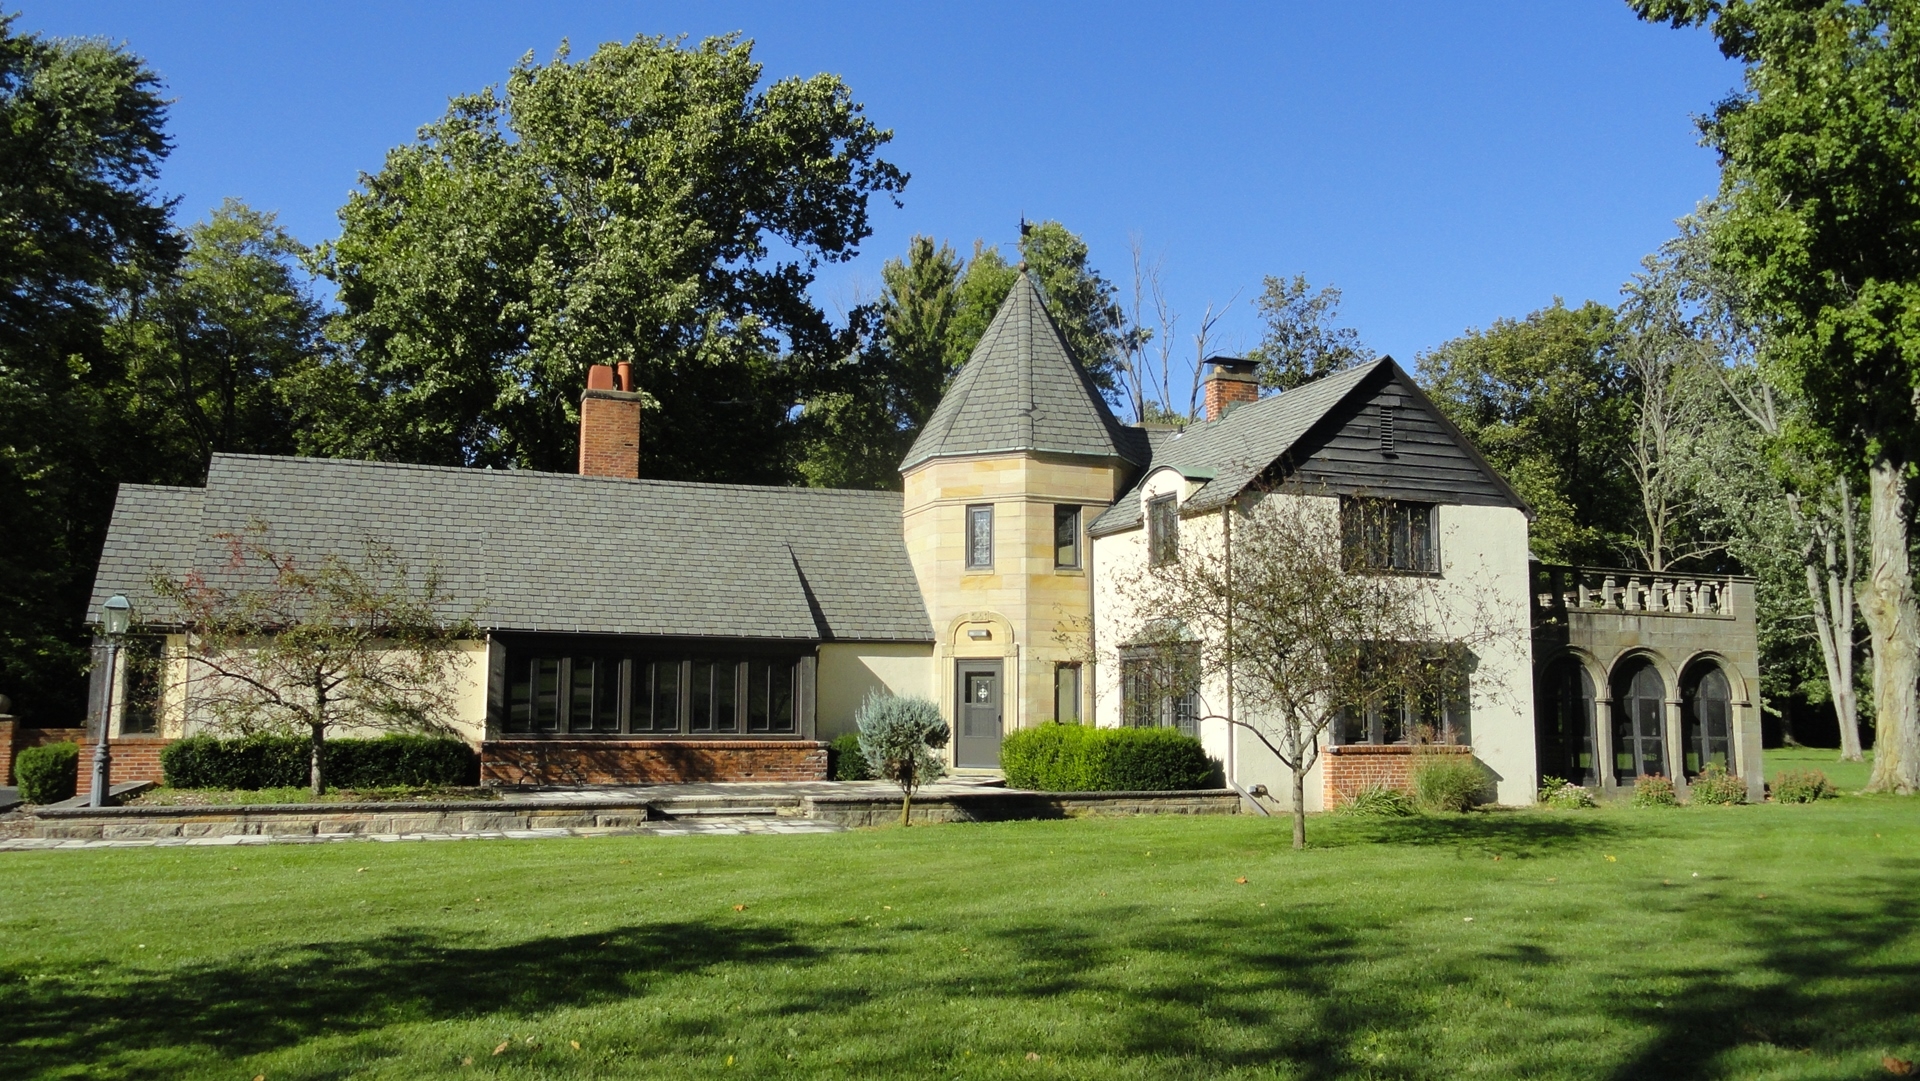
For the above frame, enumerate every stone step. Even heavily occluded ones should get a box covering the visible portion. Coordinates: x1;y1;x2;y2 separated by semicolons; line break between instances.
653;804;780;818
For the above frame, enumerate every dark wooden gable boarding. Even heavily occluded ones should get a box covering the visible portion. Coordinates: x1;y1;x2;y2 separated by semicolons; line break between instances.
1279;366;1526;511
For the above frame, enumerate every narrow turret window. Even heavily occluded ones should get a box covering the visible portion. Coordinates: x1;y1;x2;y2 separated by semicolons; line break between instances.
967;504;994;570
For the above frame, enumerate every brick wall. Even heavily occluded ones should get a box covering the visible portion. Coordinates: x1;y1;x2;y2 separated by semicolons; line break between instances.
481;740;828;786
1323;744;1473;807
1203;369;1258;420
74;739;171;797
2;725;89;786
577;389;643;478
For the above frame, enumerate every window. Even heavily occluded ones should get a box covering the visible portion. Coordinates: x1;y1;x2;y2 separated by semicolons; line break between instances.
1335;650;1472;747
1054;505;1082;569
1147;495;1179;566
689;660;738;733
966;504;994;570
1612;662;1666;780
501;651;797;736
1121;644;1199;736
746;659;796;734
118;636;163;735
1683;667;1732;777
1054;663;1082;723
1341;497;1437;574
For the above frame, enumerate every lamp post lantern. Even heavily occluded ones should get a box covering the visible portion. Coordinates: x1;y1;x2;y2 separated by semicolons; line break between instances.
90;594;132;808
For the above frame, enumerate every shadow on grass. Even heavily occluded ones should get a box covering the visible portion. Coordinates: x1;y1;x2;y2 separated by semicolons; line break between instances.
1313;808;1638;857
0;921;815;1078
1599;859;1920;1079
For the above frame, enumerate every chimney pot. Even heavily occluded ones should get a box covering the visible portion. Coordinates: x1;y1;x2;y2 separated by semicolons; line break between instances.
615;360;633;392
586;365;615;391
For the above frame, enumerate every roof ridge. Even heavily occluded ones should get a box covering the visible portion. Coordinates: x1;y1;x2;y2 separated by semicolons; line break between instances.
206;454;905;501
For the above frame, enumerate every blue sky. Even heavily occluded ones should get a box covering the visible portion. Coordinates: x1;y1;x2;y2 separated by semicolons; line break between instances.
30;2;1736;391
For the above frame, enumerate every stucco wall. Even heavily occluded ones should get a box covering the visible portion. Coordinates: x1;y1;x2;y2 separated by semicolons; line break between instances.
1092;490;1537;809
155;637;490;745
816;642;935;739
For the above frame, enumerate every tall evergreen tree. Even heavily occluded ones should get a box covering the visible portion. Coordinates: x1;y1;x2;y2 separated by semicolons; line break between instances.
0;16;179;721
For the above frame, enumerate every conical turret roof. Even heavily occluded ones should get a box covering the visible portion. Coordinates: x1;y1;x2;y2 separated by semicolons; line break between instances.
901;271;1141;471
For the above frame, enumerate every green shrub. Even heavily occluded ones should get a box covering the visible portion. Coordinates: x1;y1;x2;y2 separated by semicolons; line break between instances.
1409;753;1491;812
1338;782;1418;817
1631;773;1678;807
1000;724;1215;792
1539;776;1598;809
1688;763;1746;806
830;732;872;780
1772;769;1837;804
161;733;475;791
15;742;79;804
855;692;949;826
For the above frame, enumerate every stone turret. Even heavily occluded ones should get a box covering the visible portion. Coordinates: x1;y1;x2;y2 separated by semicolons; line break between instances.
899;273;1142;767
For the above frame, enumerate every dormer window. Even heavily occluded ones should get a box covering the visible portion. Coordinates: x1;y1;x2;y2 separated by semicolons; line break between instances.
1148;494;1179;566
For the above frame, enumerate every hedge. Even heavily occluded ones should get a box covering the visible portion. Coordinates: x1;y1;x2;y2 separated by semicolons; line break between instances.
160;734;478;790
1000;724;1216;792
16;742;79;804
829;732;872;781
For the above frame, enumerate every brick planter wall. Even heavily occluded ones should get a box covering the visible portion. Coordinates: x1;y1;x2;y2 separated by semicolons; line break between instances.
1322;744;1473;807
481;740;828;786
75;739;172;798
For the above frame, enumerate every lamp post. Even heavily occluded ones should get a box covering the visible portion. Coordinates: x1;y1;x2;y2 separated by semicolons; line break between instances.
90;594;132;808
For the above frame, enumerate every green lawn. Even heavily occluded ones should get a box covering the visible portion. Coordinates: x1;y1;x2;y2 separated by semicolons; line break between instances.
5;799;1919;1080
1764;746;1876;792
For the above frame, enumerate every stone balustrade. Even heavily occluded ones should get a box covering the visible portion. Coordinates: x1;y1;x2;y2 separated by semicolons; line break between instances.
1531;564;1743;619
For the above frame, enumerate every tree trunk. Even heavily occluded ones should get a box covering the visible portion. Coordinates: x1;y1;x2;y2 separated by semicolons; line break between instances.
1863;457;1920;793
309;721;326;798
900;788;912;828
1288;719;1308;850
1834;477;1863;762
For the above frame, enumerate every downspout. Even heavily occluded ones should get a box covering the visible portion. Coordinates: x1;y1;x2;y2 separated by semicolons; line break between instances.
1223;500;1271;816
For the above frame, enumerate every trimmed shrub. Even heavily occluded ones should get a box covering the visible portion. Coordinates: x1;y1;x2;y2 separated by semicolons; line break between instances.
1000;724;1215;792
1409;753;1491;812
830;732;872;780
328;735;478;788
1539;776;1598;809
16;742;79;804
1772;769;1837;804
1338;782;1418;818
1688;763;1746;806
1631;773;1678;807
160;733;476;791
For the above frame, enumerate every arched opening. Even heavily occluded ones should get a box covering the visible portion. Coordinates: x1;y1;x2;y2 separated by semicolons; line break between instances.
1537;658;1596;786
1682;664;1733;777
1611;660;1667;780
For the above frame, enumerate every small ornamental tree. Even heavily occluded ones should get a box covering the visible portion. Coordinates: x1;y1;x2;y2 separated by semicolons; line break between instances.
855;692;948;826
151;525;479;796
1114;488;1517;848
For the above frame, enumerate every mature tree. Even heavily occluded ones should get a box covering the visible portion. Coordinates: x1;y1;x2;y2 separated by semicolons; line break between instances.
1642;212;1868;759
1617;257;1735;572
1634;0;1920;790
1112;490;1513;849
152;528;479;796
115;200;325;470
1248;274;1377;392
1417;302;1635;565
1018;220;1130;394
307;34;906;483
0;17;179;721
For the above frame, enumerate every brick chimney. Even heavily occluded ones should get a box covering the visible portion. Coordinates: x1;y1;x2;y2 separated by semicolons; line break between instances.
1202;357;1259;421
578;363;642;478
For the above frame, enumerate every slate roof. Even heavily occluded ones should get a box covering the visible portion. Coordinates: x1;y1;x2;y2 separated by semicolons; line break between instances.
1089;358;1400;536
88;455;933;642
901;271;1142;471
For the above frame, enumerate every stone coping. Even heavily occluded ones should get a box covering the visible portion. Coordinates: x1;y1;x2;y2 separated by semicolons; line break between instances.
802;787;1232;804
34;795;664;819
1323;744;1473;755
